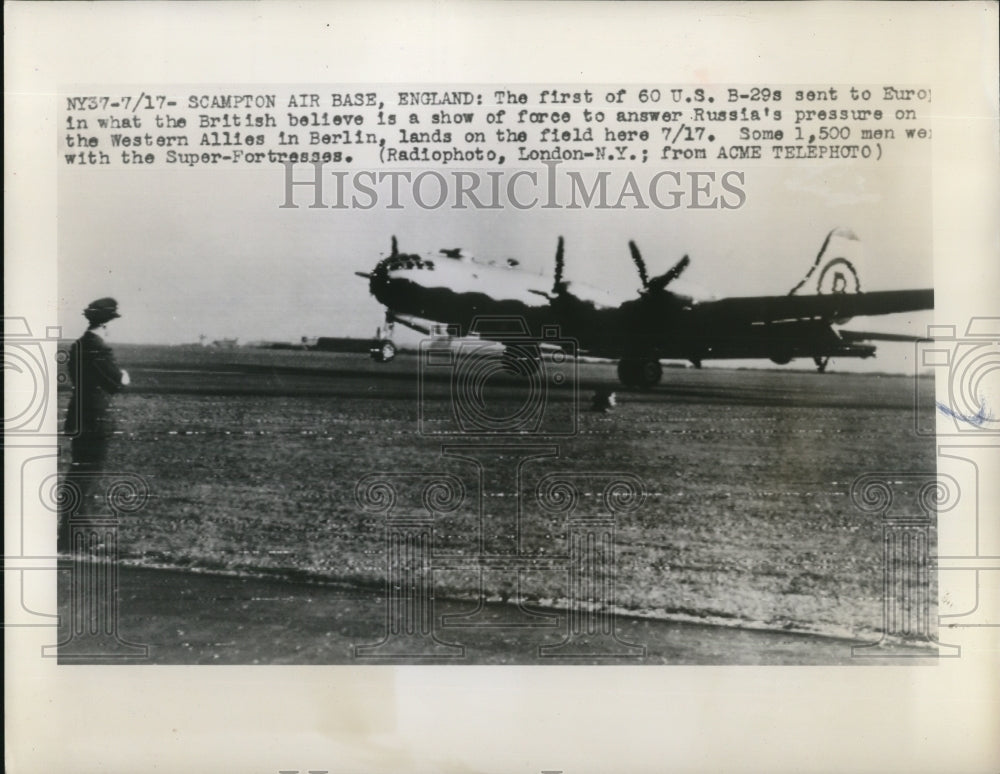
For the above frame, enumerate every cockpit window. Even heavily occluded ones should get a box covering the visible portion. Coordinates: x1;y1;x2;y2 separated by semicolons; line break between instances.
386;254;434;272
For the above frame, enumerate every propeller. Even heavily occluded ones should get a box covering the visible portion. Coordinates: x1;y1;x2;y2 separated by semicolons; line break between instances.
629;240;690;295
391;235;398;257
553;236;565;292
527;236;568;302
647;255;690;293
628;241;649;289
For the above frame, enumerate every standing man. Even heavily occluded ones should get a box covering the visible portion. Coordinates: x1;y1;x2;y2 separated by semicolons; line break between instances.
60;297;130;551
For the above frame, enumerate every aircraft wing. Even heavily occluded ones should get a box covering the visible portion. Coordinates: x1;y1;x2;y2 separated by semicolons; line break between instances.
390;314;434;336
692;289;933;325
836;329;928;343
389;313;568;353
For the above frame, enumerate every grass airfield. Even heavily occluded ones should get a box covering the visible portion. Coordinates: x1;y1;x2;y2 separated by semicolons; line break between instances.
55;344;938;663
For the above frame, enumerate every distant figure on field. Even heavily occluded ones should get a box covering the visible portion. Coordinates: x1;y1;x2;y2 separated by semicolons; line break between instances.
591;387;617;413
60;298;130;551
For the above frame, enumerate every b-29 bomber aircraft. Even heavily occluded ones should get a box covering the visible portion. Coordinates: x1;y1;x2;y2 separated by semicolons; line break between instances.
356;229;932;388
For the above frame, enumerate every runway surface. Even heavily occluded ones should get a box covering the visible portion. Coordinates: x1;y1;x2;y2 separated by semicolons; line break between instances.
55;344;940;663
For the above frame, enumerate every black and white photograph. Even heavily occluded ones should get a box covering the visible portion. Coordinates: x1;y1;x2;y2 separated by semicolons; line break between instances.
51;102;940;665
6;2;999;772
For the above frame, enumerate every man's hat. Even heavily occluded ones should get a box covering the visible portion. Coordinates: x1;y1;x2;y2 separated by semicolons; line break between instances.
83;297;121;323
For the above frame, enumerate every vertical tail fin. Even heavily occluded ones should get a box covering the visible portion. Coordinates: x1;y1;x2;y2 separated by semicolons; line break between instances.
789;227;862;296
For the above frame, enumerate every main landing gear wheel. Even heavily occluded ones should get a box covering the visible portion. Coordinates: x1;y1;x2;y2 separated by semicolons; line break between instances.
814;356;830;373
617;358;662;389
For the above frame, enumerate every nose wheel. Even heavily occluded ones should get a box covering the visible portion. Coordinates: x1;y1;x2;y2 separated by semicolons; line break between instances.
370;318;397;363
814;356;830;373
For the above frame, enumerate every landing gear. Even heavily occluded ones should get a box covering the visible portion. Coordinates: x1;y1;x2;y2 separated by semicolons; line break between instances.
617;358;662;389
370;319;397;363
690;358;702;369
372;339;396;362
814;356;830;373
